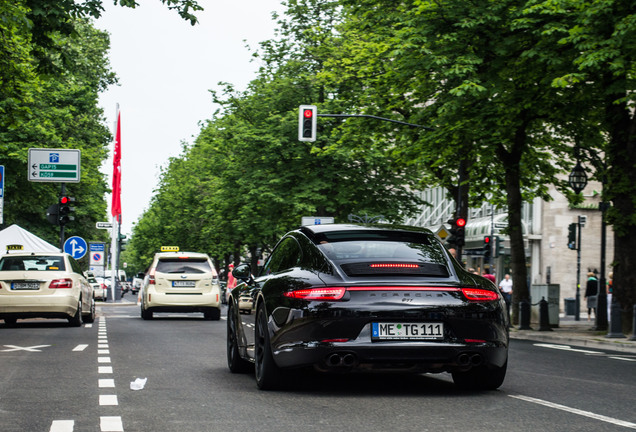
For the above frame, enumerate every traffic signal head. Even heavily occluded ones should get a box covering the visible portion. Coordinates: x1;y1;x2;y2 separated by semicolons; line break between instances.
567;223;577;250
46;204;60;225
298;105;317;142
455;217;466;246
483;236;492;259
58;196;76;226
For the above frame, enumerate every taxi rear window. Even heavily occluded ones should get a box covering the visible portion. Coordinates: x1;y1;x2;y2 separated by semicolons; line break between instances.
156;258;211;274
0;256;66;271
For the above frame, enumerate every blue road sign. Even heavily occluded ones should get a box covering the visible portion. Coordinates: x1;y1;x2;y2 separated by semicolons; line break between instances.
64;236;87;259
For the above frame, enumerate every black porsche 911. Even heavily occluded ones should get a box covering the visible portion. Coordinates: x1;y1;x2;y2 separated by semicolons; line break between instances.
226;224;509;390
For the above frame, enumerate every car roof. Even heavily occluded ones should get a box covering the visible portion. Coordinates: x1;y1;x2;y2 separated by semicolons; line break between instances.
298;223;434;236
0;252;67;258
153;251;210;260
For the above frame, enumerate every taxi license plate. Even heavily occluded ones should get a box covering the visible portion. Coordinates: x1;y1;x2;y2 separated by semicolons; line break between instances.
12;282;40;290
372;322;444;340
172;281;196;287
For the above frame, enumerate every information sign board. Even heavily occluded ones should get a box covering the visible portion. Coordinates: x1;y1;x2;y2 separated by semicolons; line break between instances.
28;149;81;183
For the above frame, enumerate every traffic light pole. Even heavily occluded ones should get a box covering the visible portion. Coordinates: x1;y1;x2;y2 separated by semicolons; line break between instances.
316;113;434;130
575;219;582;321
59;182;66;251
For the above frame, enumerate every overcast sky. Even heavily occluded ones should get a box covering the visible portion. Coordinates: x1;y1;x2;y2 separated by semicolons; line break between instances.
95;1;284;235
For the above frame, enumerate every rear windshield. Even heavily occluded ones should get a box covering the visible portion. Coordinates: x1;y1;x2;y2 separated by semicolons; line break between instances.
156;258;212;274
313;230;449;277
0;256;66;272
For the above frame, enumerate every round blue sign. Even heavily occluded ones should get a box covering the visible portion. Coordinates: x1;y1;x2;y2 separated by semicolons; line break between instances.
64;236;87;259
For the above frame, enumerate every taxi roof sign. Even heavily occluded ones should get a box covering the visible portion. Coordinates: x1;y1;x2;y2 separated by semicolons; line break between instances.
6;244;24;251
160;246;179;252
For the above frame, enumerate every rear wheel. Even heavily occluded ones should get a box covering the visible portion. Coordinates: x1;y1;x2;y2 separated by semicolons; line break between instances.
452;360;507;390
204;308;221;321
254;306;283;390
82;298;96;323
68;299;82;327
140;299;153;320
227;304;252;373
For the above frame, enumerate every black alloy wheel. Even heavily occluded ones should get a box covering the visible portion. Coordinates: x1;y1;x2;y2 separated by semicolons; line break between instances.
254;306;283;390
226;303;252;373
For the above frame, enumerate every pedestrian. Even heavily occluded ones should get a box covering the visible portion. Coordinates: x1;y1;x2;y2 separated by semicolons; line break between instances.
226;263;237;302
498;274;513;317
607;272;613;321
482;270;496;284
584;271;598;321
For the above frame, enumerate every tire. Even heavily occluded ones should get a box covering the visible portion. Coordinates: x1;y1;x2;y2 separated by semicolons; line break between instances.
452;360;507;391
140;299;153;320
227;304;252;374
68;299;82;327
82;298;96;324
204;308;221;321
254;306;283;390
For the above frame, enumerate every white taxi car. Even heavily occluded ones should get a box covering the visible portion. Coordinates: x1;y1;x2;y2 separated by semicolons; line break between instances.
0;252;95;326
140;249;221;320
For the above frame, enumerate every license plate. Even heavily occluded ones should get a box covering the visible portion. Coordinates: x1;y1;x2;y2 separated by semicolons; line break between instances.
172;281;196;287
12;282;40;290
372;322;444;340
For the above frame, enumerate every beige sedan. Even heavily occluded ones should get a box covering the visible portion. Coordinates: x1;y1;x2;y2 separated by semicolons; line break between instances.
0;252;95;326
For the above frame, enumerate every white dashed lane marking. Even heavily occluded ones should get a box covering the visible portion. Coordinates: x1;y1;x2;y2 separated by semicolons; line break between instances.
49;420;74;432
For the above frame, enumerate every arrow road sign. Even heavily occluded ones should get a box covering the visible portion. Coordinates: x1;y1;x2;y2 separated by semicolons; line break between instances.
28;148;81;183
64;236;87;260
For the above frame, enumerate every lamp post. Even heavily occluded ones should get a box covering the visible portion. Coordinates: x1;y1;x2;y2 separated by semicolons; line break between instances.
568;162;587;322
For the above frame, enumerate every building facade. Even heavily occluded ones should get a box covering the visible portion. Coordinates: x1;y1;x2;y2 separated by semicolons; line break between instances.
404;180;614;314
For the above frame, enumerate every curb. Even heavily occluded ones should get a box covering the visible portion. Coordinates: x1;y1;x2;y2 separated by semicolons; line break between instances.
510;330;636;354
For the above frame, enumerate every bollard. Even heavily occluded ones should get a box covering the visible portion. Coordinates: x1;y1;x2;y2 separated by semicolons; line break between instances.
606;301;625;338
538;297;552;331
630;305;636;341
518;299;532;330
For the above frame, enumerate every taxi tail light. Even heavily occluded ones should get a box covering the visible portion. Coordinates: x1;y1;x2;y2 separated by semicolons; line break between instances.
461;288;499;302
49;278;73;289
283;287;346;301
148;268;156;285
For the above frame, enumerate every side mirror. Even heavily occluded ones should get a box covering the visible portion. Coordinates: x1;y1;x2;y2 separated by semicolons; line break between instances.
232;263;252;282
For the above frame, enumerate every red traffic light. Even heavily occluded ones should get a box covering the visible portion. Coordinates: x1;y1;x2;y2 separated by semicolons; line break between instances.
60;196;71;205
484;236;491;244
303;109;313;118
456;217;466;227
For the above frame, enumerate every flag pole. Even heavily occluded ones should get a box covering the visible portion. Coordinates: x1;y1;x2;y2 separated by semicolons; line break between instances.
110;103;121;301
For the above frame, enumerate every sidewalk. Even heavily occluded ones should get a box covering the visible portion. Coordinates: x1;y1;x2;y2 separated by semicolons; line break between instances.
510;314;636;354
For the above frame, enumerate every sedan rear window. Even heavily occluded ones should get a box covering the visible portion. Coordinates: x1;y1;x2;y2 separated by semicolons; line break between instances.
0;256;66;271
314;230;449;277
156;258;212;274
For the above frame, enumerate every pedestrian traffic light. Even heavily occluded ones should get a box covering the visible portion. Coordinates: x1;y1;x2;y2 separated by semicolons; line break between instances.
46;204;60;225
455;217;466;246
298;105;317;142
58;196;75;226
567;223;577;250
483;236;492;260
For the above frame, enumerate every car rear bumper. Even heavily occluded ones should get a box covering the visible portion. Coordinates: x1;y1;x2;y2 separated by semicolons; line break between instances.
271;322;508;373
0;295;78;320
145;291;220;311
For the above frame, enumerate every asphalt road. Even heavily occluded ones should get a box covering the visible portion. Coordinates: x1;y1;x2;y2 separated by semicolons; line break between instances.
0;304;634;432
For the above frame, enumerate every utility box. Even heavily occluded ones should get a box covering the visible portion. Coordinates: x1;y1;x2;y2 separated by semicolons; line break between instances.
531;284;560;327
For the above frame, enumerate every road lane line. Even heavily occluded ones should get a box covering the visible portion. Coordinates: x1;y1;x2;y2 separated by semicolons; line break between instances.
510;395;636;429
609;356;636;362
98;378;115;388
98;357;111;363
73;344;88;352
49;420;74;431
100;416;124;432
99;366;113;374
99;395;118;406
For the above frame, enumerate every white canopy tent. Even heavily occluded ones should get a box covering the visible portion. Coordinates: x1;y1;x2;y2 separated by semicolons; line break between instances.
0;224;59;254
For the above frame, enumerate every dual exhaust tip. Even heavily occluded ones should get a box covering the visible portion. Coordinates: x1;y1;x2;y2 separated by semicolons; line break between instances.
457;353;483;367
326;352;357;368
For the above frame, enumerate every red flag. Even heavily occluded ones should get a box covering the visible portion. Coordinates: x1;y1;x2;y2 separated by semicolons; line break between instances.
111;110;122;221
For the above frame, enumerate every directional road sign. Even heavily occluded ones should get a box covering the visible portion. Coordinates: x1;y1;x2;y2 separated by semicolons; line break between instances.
96;222;113;229
28;148;81;183
64;236;87;259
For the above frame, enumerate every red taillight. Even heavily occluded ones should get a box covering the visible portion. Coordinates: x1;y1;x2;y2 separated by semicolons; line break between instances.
461;288;499;302
148;269;156;285
369;263;419;269
283;287;346;301
49;278;73;289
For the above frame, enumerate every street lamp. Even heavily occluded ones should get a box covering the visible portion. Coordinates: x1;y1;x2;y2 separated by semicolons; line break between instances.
568;161;588;194
568;161;588;322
